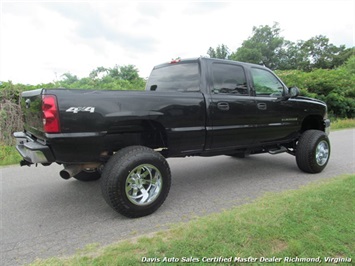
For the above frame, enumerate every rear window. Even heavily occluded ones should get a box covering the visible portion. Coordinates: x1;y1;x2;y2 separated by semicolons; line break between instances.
146;63;200;92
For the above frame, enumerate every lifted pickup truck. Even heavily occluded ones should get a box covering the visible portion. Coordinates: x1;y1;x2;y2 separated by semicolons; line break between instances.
14;57;330;218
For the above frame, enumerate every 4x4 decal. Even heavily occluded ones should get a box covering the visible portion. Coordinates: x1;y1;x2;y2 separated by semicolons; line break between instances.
66;107;95;113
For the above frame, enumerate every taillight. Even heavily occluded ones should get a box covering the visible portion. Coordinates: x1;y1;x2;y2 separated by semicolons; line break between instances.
42;95;60;133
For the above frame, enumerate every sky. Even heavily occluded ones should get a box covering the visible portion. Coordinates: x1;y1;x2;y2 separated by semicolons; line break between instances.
0;0;354;85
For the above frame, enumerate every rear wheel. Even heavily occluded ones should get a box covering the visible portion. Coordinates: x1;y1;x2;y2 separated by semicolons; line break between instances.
101;146;171;218
296;130;330;173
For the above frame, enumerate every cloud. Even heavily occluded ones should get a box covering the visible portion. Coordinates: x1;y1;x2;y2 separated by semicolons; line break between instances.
183;2;229;14
0;1;353;84
136;2;163;18
43;2;158;53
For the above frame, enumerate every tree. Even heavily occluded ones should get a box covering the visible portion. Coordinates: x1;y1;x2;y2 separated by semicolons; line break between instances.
117;65;140;81
207;44;230;59
89;66;108;80
104;65;140;81
60;72;79;85
107;65;120;79
278;40;309;70
300;35;341;70
227;23;352;71
229;22;284;69
279;36;352;71
328;46;354;69
341;55;355;75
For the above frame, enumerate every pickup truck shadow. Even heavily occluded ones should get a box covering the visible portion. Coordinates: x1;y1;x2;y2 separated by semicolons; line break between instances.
31;177;115;219
35;154;299;220
164;154;301;217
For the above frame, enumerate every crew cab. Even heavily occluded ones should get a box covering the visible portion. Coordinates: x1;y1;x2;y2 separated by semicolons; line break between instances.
14;57;331;218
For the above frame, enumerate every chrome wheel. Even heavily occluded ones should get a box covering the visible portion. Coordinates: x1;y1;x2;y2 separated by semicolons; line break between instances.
315;140;329;166
125;164;163;206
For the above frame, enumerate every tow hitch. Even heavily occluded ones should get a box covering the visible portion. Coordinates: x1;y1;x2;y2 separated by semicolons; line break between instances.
20;160;32;167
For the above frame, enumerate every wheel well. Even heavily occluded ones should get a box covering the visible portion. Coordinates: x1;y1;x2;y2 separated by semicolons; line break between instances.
141;120;168;150
301;115;325;133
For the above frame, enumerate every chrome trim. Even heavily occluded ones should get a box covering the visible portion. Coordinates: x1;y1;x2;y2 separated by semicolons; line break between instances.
315;140;330;166
14;132;52;164
125;164;163;206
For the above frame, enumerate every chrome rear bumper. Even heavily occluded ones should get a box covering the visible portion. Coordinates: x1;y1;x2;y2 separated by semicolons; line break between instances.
13;132;55;164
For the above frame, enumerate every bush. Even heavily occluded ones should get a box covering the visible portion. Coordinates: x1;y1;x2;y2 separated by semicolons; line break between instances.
0;82;24;145
276;61;355;118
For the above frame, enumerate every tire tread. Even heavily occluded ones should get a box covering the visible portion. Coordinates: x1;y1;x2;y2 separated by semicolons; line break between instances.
101;146;171;218
296;130;330;173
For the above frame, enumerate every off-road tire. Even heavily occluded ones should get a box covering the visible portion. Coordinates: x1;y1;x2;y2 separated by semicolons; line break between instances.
100;146;171;218
296;130;330;173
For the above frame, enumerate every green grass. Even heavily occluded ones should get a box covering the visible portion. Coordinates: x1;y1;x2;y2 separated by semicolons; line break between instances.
0;144;21;166
331;118;355;130
30;174;355;266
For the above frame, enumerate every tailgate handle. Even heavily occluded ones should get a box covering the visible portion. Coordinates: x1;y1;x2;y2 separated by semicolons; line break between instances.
217;102;230;111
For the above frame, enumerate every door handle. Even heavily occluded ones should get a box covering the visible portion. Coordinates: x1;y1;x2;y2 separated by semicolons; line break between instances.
217;102;230;111
257;103;267;110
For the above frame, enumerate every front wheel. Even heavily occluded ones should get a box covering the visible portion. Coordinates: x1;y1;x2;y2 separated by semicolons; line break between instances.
100;146;171;218
296;130;330;173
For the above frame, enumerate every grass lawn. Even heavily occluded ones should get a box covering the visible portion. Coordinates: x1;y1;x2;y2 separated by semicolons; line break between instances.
331;118;355;130
0;144;22;166
30;174;355;265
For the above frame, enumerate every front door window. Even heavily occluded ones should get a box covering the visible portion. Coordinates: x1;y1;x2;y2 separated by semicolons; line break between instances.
251;68;284;97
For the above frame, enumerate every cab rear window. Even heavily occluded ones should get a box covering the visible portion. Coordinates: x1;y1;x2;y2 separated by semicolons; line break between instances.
146;63;200;92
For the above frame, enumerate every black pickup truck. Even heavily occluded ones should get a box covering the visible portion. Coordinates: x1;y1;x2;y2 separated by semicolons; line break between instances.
14;57;330;218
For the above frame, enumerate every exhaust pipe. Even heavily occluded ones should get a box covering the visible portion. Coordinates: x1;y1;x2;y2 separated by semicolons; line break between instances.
60;165;82;180
60;163;101;180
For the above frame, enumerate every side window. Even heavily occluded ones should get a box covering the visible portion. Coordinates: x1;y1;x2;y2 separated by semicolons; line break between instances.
146;63;200;92
251;68;284;97
212;63;248;95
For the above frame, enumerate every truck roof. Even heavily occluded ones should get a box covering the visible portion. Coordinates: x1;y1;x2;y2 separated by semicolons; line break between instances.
153;57;268;70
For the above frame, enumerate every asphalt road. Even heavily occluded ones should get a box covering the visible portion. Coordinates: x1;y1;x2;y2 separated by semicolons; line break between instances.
1;129;354;265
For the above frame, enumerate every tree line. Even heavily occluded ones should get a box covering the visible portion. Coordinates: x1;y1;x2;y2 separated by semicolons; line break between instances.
207;22;354;71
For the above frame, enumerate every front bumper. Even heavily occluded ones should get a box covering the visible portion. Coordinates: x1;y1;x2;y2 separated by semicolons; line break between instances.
324;119;331;136
13;132;55;164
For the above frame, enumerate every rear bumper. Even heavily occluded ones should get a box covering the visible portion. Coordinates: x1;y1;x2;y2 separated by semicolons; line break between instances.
13;132;55;164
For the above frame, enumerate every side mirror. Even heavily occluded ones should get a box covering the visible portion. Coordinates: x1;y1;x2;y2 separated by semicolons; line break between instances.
289;86;300;98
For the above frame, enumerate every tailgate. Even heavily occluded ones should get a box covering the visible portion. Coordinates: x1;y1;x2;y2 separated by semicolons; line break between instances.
21;89;45;139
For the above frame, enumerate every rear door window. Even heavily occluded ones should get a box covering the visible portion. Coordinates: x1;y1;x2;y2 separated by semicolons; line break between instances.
146;63;200;92
211;63;249;95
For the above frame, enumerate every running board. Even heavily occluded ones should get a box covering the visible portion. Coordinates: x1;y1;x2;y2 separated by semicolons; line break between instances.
268;146;288;155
